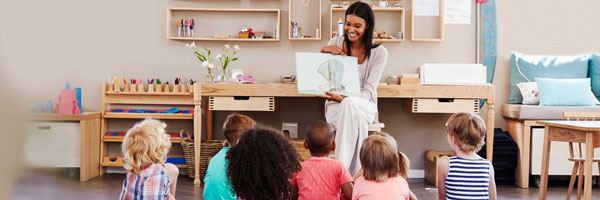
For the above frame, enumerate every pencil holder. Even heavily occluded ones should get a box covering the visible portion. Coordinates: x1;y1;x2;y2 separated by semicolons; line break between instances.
147;84;155;93
124;83;130;92
135;84;143;93
113;83;120;93
108;82;114;92
164;84;170;93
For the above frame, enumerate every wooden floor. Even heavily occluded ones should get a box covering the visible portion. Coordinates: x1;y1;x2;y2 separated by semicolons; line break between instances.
12;169;600;199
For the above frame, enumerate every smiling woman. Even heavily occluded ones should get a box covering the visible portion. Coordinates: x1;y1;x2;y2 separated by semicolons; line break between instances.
319;1;388;175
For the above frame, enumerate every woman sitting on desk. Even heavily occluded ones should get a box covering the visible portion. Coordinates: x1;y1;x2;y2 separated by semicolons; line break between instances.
319;1;388;175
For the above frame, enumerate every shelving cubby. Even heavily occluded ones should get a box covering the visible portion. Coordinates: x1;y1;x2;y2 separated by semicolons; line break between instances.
330;7;405;42
167;8;281;42
288;0;322;40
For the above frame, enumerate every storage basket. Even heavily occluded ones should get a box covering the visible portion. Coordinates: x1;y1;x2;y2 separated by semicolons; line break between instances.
180;130;225;180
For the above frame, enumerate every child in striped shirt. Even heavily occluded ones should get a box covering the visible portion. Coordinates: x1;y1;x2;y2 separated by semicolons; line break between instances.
437;112;497;200
119;118;179;200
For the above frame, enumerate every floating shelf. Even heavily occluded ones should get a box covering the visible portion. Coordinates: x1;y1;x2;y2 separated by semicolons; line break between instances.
288;0;322;40
104;113;194;120
102;156;187;168
167;8;281;42
410;0;445;42
330;7;405;42
168;37;279;42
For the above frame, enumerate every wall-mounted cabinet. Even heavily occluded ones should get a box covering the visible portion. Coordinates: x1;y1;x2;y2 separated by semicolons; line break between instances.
330;7;405;42
167;8;281;42
289;0;322;40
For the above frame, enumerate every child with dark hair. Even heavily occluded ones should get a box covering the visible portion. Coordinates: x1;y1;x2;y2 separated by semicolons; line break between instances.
291;121;354;200
203;114;256;200
226;128;301;200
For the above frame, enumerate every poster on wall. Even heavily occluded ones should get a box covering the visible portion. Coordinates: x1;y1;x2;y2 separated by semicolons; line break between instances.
295;52;361;97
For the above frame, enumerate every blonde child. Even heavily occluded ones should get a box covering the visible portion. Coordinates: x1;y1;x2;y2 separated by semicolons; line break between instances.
352;135;411;200
119;118;178;200
291;121;354;200
437;112;497;200
203;113;256;200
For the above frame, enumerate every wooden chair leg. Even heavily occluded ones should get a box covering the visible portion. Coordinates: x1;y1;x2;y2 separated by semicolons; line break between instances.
567;162;579;200
577;162;584;200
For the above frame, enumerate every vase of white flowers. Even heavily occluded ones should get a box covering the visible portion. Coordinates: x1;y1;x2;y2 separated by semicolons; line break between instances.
186;42;216;82
216;44;240;82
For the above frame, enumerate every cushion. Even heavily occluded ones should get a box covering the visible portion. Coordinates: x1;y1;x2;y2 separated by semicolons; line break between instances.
536;78;595;106
515;104;600;120
508;52;589;104
589;53;600;99
516;82;539;105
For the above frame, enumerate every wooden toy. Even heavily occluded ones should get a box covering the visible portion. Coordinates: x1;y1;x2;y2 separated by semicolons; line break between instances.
56;82;81;114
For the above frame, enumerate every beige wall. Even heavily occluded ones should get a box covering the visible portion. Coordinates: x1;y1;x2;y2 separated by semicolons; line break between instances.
2;0;599;171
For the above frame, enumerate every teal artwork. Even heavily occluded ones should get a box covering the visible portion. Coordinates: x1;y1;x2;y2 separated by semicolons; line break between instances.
479;0;497;107
295;52;361;97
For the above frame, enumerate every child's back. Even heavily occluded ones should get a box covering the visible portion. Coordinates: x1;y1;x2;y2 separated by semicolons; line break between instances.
353;175;410;200
291;121;353;200
444;156;490;200
203;114;256;200
293;157;353;199
120;164;172;200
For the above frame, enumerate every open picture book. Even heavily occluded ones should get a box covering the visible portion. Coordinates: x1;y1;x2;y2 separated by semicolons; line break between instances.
295;52;361;97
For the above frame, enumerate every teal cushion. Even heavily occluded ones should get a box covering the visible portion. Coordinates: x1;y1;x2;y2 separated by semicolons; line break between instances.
589;53;600;99
535;78;595;106
509;52;589;104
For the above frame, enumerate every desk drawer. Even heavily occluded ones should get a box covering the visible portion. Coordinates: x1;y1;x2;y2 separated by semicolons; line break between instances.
24;122;80;167
209;96;275;111
411;98;479;113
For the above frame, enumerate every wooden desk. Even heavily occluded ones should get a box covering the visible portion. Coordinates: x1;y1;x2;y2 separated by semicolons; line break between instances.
26;112;102;181
195;83;495;164
537;120;600;200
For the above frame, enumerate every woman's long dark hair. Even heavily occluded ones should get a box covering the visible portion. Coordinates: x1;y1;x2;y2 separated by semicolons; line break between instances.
344;1;380;60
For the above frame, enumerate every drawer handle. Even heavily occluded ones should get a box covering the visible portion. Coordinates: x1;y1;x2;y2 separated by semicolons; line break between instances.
37;126;51;130
437;98;454;103
233;96;250;100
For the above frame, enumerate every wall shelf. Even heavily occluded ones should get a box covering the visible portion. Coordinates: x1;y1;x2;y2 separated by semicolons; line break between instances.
330;7;405;42
289;0;322;40
410;0;445;42
167;8;281;42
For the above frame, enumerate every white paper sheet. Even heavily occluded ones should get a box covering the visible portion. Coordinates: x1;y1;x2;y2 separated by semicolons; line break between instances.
445;0;471;24
414;0;440;16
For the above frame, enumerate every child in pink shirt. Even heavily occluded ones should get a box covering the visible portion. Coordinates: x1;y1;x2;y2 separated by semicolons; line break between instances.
352;135;411;200
291;121;354;200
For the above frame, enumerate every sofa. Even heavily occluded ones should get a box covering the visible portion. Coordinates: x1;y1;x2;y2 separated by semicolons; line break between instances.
502;52;600;188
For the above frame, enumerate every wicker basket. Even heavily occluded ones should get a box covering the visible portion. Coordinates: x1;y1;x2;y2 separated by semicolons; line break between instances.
290;139;311;162
179;130;225;180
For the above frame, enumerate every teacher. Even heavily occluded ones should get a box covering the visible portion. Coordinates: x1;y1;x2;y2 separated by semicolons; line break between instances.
319;1;388;175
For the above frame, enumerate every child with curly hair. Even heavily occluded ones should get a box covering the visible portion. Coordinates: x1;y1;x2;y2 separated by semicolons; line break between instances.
437;112;497;200
119;118;178;200
203;113;256;200
226;128;301;200
352;135;411;200
291;121;354;200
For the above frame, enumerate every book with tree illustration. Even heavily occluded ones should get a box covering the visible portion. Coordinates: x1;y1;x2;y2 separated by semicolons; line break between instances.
295;52;361;97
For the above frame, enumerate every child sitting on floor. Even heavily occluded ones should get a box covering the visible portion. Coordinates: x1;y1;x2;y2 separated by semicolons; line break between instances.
203;113;256;200
352;134;411;200
119;118;178;200
437;112;497;200
226;128;301;200
353;132;417;200
291;121;354;200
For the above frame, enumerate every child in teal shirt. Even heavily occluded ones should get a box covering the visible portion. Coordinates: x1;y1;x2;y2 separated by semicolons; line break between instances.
203;114;256;200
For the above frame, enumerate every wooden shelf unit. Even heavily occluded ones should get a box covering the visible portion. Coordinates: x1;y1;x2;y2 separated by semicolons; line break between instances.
330;7;405;42
100;82;201;185
288;0;322;40
167;8;281;42
410;0;445;42
102;156;187;168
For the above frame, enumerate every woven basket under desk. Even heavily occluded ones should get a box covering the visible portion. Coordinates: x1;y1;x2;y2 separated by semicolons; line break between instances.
180;130;224;180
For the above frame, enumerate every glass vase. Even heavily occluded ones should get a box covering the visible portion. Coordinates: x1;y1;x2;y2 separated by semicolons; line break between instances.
219;67;230;82
205;68;214;83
